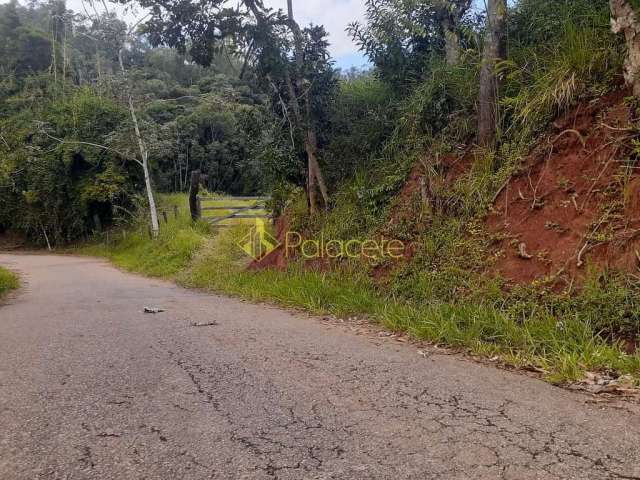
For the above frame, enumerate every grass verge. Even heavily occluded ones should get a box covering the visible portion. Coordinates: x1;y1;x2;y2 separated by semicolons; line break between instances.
80;195;640;386
0;266;19;298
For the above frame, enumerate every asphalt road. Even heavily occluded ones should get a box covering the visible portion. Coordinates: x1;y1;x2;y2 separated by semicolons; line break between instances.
0;254;639;480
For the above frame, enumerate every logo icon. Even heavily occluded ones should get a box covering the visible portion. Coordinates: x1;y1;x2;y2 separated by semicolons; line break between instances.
237;218;281;260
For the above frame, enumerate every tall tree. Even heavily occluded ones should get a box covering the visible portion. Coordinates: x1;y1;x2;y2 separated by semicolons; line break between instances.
0;0;21;66
283;0;329;212
477;0;506;147
610;0;640;96
131;0;335;213
437;0;473;66
118;46;160;236
348;0;472;86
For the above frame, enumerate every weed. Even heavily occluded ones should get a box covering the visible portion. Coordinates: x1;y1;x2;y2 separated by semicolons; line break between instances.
0;267;19;297
83;195;640;384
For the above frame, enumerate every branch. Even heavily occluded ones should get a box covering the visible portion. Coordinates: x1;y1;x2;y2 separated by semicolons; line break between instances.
39;129;142;166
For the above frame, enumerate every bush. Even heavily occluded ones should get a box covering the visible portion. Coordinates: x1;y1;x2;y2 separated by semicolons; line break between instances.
0;267;18;297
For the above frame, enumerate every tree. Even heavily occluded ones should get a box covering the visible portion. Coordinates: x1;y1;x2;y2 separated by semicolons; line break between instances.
74;9;161;236
610;0;640;96
348;0;472;86
477;0;506;147
437;0;473;66
118;46;160;236
280;0;330;212
130;0;336;213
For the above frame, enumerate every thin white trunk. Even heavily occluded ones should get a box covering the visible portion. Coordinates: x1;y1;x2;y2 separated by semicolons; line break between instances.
118;47;160;236
51;21;57;84
62;20;67;86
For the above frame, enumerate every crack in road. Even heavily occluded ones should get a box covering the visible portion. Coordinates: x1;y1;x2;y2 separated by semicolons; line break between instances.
1;254;639;480
163;340;639;479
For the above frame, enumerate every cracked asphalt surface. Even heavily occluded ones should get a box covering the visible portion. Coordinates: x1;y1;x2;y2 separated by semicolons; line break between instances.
1;254;639;479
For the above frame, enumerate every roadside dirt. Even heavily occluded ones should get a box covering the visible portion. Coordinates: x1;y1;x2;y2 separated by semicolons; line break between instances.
487;89;640;285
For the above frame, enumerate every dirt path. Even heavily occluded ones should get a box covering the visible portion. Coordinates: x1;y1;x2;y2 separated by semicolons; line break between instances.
0;254;639;479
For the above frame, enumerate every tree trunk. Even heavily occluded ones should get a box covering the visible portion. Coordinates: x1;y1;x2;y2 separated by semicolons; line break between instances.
287;0;330;212
478;0;506;147
189;170;201;221
439;1;472;66
247;0;330;212
610;0;640;96
442;17;461;66
118;47;160;236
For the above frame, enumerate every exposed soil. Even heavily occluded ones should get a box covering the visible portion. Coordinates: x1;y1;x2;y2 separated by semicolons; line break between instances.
248;214;291;270
370;151;475;281
384;150;474;235
253;91;640;288
487;89;640;285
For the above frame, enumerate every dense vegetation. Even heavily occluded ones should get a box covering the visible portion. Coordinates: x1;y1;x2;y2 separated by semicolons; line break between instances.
4;0;640;383
0;0;275;242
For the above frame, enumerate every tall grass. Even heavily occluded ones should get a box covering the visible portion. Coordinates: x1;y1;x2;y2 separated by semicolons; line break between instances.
83;194;640;384
0;267;19;297
177;225;640;384
81;195;210;277
502;16;621;138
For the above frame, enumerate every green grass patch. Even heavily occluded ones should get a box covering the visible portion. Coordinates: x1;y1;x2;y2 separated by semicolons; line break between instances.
0;266;19;297
82;194;640;385
80;195;209;278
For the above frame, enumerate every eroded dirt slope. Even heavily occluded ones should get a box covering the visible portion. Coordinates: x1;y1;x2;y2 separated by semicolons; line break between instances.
488;89;640;285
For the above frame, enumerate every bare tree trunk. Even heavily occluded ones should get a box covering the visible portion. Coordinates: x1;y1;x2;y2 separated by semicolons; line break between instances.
443;18;462;66
438;1;472;66
246;0;330;212
305;111;329;205
118;47;160;236
50;21;57;84
96;48;102;84
611;0;640;96
62;21;67;85
478;0;506;147
287;0;330;212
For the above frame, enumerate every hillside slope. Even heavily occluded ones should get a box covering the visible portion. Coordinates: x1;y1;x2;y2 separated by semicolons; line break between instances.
487;89;640;286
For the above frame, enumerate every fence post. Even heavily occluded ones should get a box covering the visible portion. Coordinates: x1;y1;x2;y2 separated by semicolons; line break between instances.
189;170;201;221
162;210;168;224
173;205;179;219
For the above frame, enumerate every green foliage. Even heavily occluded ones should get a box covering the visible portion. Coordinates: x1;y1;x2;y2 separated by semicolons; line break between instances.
347;0;475;87
0;266;19;298
576;272;640;338
395;57;479;145
81;195;209;277
0;1;52;78
502;13;621;137
85;197;640;383
0;85;135;244
323;75;396;186
508;0;613;49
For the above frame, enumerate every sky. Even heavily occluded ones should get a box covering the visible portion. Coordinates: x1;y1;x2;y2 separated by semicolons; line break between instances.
1;0;371;69
263;0;369;70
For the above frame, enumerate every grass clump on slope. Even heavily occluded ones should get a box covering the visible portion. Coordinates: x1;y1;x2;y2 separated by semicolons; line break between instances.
0;267;19;297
